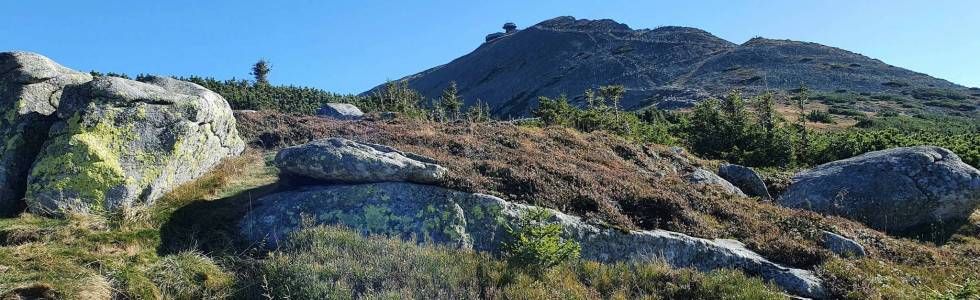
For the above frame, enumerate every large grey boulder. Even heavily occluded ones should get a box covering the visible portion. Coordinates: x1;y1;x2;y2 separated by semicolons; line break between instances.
275;138;447;184
689;168;746;197
780;146;980;232
719;163;771;199
25;75;245;216
316;103;363;120
240;182;825;298
0;52;93;215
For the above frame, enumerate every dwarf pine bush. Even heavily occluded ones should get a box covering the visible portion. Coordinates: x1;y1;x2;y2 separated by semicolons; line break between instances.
501;207;581;275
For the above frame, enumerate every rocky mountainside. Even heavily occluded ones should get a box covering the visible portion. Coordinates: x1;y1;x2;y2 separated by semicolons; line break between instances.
367;16;975;117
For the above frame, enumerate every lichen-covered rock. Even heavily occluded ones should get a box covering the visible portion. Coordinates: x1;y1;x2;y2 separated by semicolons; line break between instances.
0;52;92;215
718;163;771;199
316;103;364;120
240;182;825;298
688;168;746;196
25;75;244;216
275;138;447;184
780;146;980;232
821;231;866;258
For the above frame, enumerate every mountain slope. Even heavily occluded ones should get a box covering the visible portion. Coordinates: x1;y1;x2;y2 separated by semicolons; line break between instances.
367;16;974;118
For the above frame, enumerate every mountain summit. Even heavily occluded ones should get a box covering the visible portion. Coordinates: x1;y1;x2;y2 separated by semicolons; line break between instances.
368;16;968;117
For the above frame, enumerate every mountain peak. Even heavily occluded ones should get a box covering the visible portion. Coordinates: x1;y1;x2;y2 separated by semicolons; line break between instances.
533;16;632;31
370;16;970;117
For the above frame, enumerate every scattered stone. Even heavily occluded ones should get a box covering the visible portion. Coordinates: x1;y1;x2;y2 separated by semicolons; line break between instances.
239;181;825;298
0;51;93;215
275;138;447;184
507;117;540;125
719;163;771;199
821;231;867;258
26;75;245;216
316;103;364;120
689;168;746;196
779;146;980;232
233;109;258;115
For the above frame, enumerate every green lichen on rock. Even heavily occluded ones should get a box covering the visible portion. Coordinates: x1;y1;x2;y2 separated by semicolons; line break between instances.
240;183;477;249
24;75;244;216
26;111;135;213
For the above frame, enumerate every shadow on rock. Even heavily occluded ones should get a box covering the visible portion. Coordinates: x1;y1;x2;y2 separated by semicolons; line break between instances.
158;182;282;256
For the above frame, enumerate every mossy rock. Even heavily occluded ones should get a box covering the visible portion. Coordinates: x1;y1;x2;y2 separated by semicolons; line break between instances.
25;76;244;216
0;51;92;216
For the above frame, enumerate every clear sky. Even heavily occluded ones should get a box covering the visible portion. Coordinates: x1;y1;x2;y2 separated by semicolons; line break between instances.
2;0;977;93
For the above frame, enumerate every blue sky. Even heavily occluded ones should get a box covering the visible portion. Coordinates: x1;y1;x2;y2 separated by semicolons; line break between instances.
2;0;977;93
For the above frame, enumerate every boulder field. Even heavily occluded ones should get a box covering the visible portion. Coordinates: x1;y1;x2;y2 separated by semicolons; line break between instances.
780;146;980;233
0;51;244;216
240;138;827;298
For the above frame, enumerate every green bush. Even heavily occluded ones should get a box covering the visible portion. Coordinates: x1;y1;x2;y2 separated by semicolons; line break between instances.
930;279;980;300
502;208;581;275
681;91;795;167
911;88;968;101
532;86;677;145
828;106;867;117
805;128;979;168
806;110;835;123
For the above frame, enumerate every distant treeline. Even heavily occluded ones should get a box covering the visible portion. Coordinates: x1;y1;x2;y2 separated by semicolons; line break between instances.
179;76;361;115
90;70;977;168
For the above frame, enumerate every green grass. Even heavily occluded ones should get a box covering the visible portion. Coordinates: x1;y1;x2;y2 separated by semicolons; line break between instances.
249;225;785;300
0;151;271;299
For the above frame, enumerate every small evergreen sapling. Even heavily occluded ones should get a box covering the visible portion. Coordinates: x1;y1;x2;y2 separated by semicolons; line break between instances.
502;207;581;276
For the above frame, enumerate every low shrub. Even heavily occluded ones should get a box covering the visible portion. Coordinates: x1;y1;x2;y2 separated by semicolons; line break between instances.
502;208;580;275
806;110;836;123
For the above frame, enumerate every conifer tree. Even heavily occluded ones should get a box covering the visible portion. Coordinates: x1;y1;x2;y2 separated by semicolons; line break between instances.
754;92;780;137
439;81;463;121
251;59;271;85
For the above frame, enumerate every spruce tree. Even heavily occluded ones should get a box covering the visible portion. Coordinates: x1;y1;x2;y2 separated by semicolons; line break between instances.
251;59;271;85
754;92;779;137
439;81;463;121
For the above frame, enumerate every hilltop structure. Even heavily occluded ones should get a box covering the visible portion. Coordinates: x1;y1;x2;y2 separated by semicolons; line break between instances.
485;22;519;42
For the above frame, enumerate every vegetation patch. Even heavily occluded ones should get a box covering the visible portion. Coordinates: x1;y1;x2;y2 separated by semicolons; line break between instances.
248;225;784;299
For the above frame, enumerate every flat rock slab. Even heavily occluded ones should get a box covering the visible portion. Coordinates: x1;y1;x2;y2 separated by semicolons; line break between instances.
780;146;980;232
240;182;825;298
275;138;448;184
